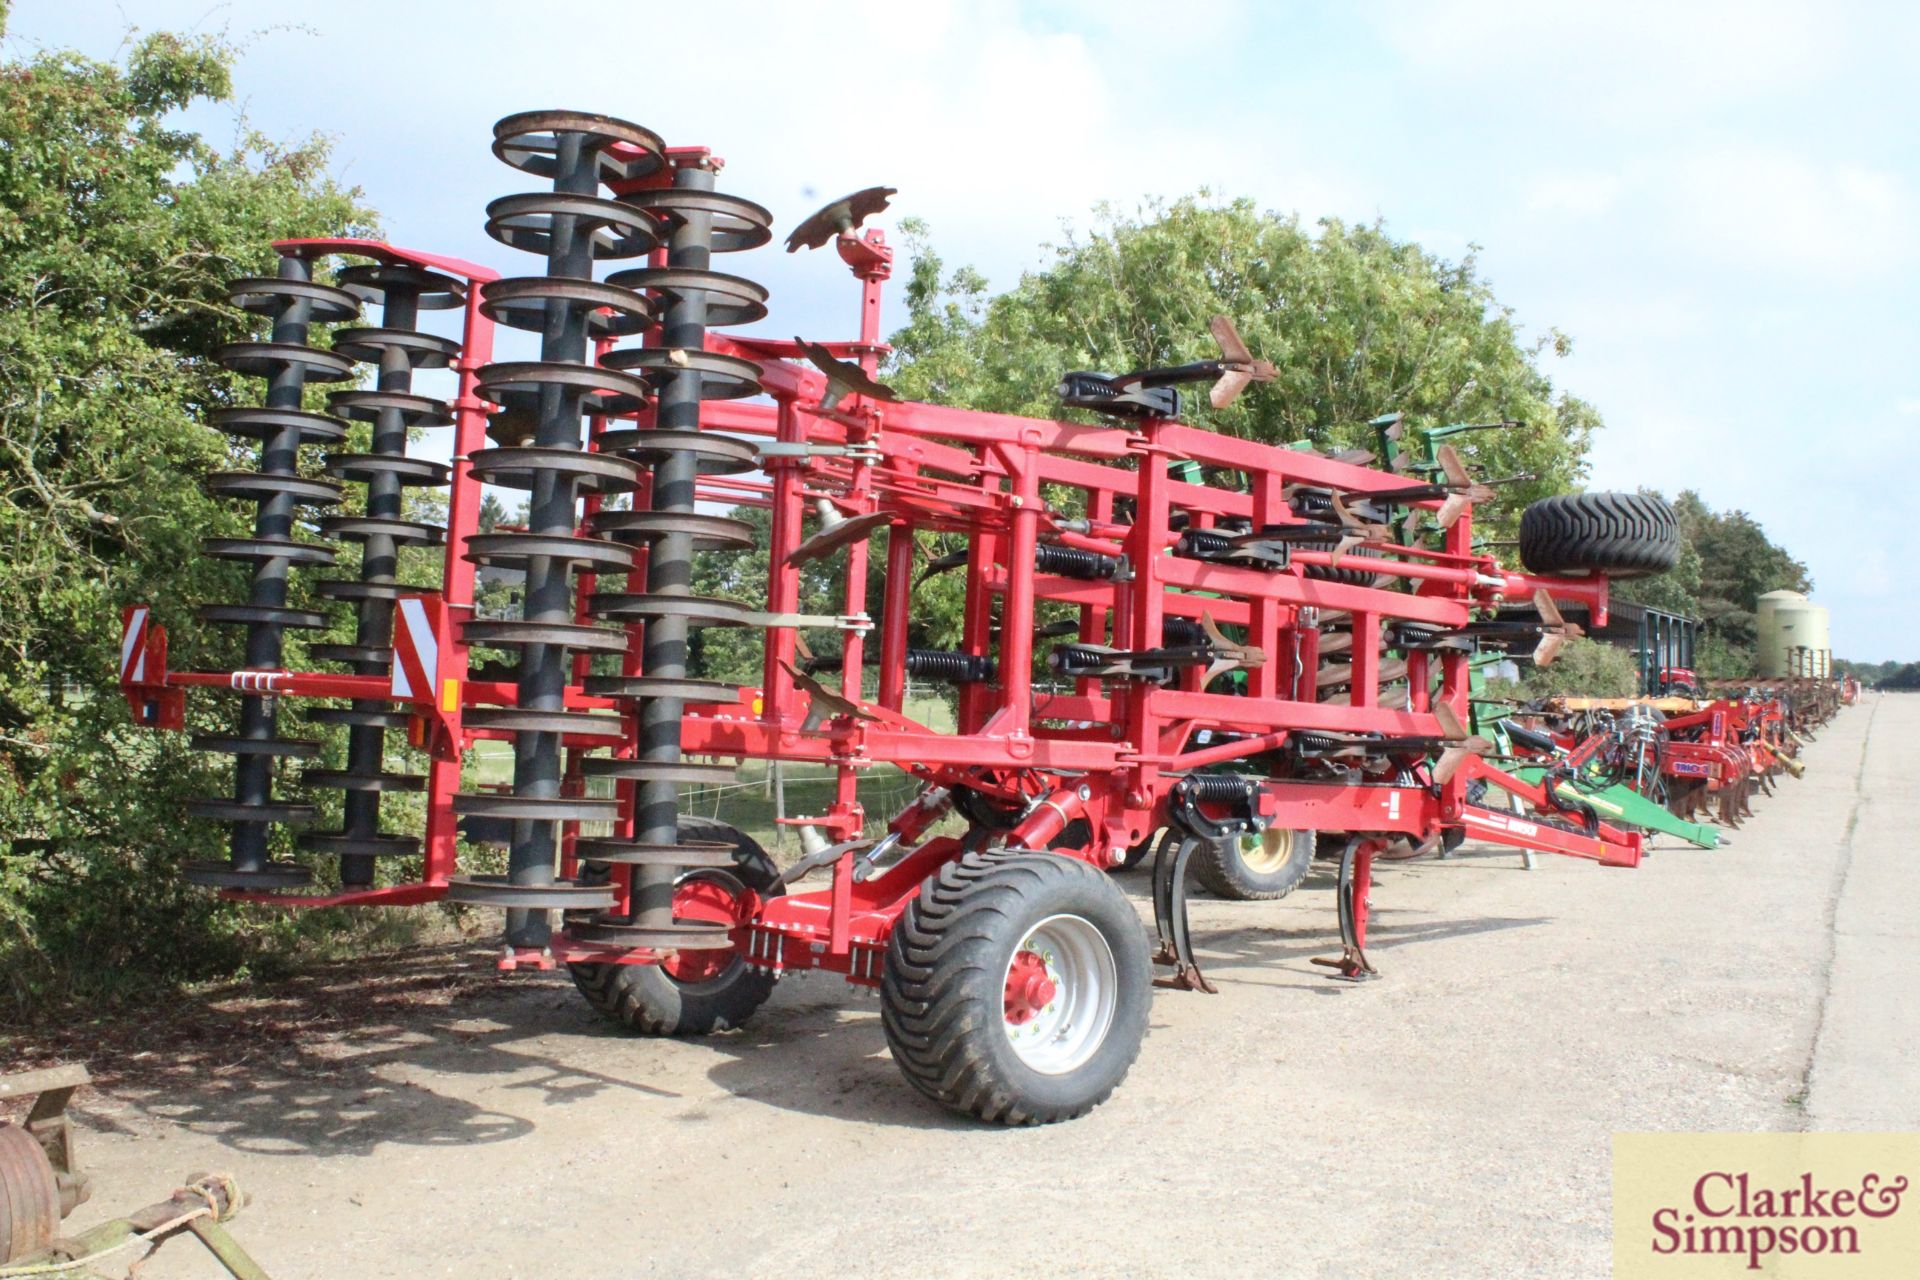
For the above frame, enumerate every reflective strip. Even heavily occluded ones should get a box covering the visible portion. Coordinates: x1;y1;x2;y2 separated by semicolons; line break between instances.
391;597;437;699
121;607;149;683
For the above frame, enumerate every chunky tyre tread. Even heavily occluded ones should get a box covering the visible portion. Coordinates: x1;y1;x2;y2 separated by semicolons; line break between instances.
1518;492;1679;579
568;816;777;1037
881;851;1150;1126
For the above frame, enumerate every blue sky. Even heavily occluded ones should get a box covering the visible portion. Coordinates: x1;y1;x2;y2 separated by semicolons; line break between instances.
9;1;1916;658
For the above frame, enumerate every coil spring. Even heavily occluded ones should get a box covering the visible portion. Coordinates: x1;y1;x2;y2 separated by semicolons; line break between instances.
298;263;466;886
903;649;995;684
1169;772;1261;837
1032;542;1119;581
1179;773;1260;804
1049;644;1108;675
1175;528;1233;560
1161;617;1207;647
183;256;361;890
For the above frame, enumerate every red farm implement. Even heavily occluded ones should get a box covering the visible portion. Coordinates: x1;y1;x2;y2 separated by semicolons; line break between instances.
1492;673;1842;839
119;110;1688;1125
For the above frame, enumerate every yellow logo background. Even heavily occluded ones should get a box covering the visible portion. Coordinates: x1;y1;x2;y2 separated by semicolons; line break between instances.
1614;1133;1920;1277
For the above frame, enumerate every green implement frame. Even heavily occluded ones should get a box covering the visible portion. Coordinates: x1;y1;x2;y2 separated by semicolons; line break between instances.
1504;764;1721;849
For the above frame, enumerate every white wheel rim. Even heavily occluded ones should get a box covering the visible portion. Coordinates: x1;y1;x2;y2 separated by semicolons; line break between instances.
1237;828;1294;875
1001;913;1118;1075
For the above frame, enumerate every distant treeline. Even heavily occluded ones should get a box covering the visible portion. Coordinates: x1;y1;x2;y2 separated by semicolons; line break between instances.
1837;660;1920;690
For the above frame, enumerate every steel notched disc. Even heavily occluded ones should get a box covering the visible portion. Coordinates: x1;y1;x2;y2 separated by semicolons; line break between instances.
786;186;897;252
572;840;737;868
444;874;618;911
568;919;734;950
491;110;665;182
624;189;773;253
181;859;314;888
335;263;466;310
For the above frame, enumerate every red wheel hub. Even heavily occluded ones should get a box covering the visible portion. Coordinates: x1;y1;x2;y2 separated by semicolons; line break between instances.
661;877;747;984
1003;949;1058;1025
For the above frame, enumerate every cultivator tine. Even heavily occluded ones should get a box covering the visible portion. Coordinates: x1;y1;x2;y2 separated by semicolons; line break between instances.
1198;613;1264;684
1210;367;1252;409
796;336;898;410
1530;589;1585;667
1150;832;1217;993
1430;444;1497;529
774;830;871;889
782;661;878;732
788;504;891;566
1327;493;1390;565
1312;838;1378;980
1431;703;1492;784
1205;314;1276;409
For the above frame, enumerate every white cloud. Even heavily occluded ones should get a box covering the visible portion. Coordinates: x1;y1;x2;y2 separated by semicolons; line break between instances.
1658;149;1911;282
1368;0;1849;120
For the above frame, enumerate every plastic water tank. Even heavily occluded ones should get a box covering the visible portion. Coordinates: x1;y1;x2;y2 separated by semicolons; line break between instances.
1755;590;1830;677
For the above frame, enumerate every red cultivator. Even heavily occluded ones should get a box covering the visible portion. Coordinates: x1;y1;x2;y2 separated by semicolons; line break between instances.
121;110;1691;1124
1504;675;1844;835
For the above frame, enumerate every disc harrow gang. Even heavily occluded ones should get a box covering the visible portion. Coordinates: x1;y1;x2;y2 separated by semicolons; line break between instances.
119;104;1853;1126
183;259;361;891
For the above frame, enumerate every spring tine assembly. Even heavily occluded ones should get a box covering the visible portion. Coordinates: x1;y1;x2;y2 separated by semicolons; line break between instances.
184;258;361;889
299;263;466;886
446;111;670;941
1150;831;1216;993
1312;837;1380;980
570;148;774;952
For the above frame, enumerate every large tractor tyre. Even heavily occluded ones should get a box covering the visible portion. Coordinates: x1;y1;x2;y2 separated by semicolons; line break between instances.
568;817;780;1037
881;851;1152;1126
1189;827;1316;900
1517;492;1679;579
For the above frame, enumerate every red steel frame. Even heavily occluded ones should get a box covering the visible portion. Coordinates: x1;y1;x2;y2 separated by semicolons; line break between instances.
122;209;1649;986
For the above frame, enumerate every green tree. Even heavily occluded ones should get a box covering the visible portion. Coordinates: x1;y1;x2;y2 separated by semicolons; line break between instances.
886;199;1600;522
1496;636;1640;700
0;21;374;1012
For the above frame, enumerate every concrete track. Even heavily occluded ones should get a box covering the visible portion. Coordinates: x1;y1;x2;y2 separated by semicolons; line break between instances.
66;699;1908;1278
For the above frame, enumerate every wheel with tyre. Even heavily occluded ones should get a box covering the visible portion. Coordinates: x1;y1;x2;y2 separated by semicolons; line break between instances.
568;816;780;1036
1189;826;1315;900
881;851;1152;1125
1517;492;1679;579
